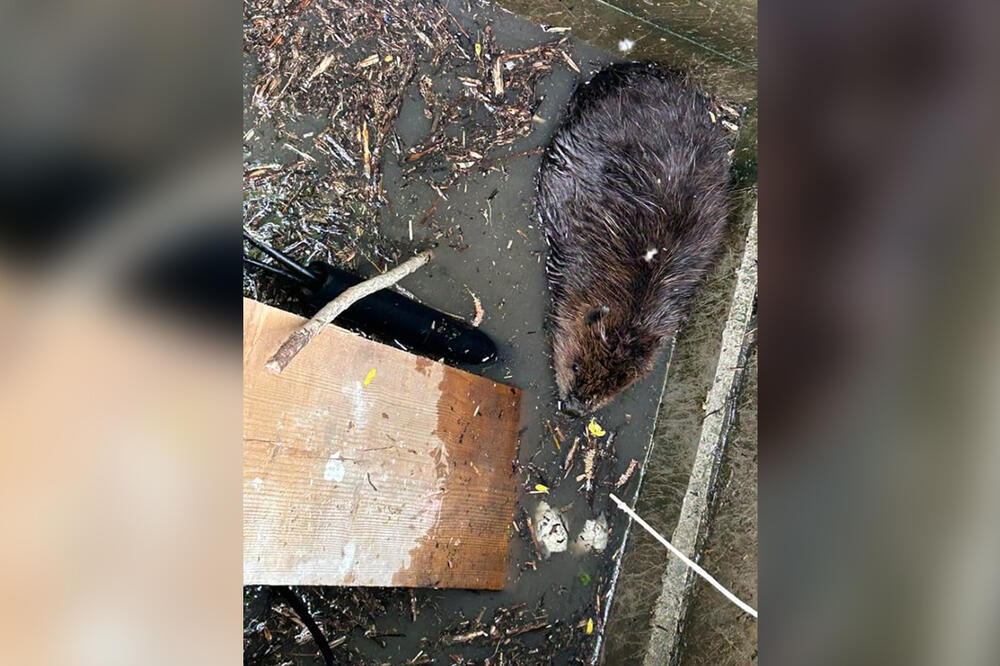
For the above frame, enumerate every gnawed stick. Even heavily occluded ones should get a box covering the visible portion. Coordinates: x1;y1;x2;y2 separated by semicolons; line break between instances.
265;250;433;372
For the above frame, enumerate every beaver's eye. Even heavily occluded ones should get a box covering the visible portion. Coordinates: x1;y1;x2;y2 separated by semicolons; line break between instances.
572;362;580;374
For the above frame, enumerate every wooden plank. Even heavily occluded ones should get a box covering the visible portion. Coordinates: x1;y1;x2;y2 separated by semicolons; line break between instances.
243;298;521;589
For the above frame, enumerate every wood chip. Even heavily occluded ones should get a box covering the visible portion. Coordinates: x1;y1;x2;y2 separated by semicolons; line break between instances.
306;53;336;84
467;288;484;327
560;50;580;74
283;143;316;162
615;459;640;488
362;121;371;178
493;58;504;96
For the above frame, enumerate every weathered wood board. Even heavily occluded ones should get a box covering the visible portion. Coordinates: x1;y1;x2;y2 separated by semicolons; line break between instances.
243;299;521;589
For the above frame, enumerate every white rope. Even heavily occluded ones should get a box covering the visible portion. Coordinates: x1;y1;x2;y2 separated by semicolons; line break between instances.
609;493;758;619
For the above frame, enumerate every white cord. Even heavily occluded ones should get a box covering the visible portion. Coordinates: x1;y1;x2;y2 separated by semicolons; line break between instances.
609;493;758;619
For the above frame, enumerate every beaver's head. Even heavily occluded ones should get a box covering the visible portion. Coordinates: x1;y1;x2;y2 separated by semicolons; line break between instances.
551;302;662;415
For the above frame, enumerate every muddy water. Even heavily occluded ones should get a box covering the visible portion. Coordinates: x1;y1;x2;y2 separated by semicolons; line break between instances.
356;8;669;663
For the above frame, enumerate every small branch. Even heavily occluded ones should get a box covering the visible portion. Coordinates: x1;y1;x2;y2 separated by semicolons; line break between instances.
266;250;433;372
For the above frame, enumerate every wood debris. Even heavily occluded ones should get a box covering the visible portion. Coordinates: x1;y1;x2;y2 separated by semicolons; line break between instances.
563;436;581;477
467;287;484;327
615;459;641;488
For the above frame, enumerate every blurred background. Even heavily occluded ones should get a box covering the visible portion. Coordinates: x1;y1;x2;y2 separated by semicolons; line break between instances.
0;0;997;664
0;1;242;664
762;0;1000;664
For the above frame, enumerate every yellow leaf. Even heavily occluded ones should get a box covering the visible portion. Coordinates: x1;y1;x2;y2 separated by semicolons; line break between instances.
534;484;549;493
364;368;377;386
475;42;482;57
709;110;717;123
586;618;594;634
587;418;606;437
384;54;393;62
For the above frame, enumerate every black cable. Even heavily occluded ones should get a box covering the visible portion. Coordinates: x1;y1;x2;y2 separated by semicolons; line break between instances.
242;228;318;282
243;256;305;284
274;586;336;666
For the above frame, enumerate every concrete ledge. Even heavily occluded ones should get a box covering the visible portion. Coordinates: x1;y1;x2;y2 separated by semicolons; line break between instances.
643;204;757;665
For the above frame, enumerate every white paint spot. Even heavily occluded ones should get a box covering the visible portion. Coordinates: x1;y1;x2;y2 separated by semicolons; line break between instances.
337;542;356;577
251;477;263;491
618;38;635;53
343;381;369;430
324;453;346;482
643;248;659;262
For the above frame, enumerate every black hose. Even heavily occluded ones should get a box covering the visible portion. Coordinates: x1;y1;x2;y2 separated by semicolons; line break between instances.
243;256;305;283
274;586;336;666
242;229;318;282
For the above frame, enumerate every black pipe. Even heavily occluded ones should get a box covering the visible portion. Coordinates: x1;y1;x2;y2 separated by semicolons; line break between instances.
301;261;497;364
243;256;303;283
242;229;317;282
273;587;336;666
242;231;497;364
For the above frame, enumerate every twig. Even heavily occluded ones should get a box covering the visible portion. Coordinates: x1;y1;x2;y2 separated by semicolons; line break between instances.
266;250;433;372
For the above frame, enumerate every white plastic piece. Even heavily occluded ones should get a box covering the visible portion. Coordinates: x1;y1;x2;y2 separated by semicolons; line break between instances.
533;501;568;558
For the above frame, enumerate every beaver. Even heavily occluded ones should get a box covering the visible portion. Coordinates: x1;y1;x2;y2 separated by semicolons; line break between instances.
538;62;732;414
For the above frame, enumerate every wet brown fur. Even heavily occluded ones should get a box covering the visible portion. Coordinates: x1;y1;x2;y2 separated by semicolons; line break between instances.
538;62;732;412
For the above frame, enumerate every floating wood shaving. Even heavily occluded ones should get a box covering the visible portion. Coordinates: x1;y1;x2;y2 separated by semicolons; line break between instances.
563;437;580;478
545;419;561;451
283;143;316;162
492;58;504;96
615;459;640;488
441;630;487;646
466;287;484;327
560;50;580;73
307;53;336;84
362;120;371;178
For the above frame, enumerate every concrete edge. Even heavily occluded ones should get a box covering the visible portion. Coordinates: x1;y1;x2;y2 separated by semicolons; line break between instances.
643;203;758;666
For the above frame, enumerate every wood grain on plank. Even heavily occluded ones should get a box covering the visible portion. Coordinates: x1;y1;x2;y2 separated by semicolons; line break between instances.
243;298;520;589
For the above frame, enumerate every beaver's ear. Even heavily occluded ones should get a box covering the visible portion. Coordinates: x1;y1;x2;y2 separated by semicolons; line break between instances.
585;305;610;325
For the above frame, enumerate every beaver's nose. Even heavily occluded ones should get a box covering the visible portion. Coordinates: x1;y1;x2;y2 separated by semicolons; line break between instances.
561;395;585;417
